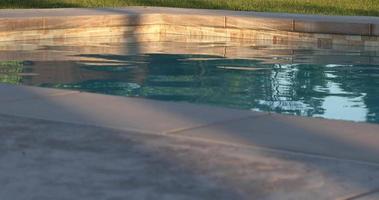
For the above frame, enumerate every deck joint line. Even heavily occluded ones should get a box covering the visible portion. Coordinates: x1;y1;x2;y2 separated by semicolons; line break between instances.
164;114;268;135
369;23;374;36
341;187;379;200
223;16;227;28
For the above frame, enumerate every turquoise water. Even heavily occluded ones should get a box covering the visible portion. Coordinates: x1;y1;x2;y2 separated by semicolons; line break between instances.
1;44;379;123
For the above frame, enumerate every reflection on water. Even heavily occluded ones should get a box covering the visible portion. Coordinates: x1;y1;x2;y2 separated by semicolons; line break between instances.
1;41;379;124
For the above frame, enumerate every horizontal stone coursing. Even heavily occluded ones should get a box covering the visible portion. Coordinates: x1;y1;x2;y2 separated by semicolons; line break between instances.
1;7;379;46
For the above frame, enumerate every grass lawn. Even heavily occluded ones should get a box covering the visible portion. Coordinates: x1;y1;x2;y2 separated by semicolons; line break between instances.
1;0;379;16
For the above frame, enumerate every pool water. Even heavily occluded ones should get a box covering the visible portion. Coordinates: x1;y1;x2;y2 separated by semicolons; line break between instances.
1;40;379;123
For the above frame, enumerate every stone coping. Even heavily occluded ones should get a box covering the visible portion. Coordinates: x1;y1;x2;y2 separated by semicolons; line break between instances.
1;7;379;37
1;83;379;165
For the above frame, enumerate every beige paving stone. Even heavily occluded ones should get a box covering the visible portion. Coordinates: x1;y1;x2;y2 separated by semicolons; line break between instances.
43;14;163;30
161;13;225;27
294;20;371;35
0;25;161;42
0;87;261;133
43;15;128;30
0;15;134;32
0;18;44;32
161;25;227;38
173;113;379;164
226;16;293;31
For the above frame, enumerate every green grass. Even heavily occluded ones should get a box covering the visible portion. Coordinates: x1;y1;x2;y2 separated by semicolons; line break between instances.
1;0;379;16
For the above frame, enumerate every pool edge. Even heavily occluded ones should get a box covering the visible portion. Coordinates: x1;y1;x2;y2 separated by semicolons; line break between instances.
0;7;379;46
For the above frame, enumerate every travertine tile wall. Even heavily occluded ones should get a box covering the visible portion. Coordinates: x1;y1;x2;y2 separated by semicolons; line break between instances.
1;8;379;47
0;8;379;62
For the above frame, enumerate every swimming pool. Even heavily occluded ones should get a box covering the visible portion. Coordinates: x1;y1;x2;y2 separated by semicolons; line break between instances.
1;38;378;123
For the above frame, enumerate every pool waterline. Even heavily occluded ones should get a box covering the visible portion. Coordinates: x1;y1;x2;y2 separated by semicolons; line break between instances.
1;39;378;124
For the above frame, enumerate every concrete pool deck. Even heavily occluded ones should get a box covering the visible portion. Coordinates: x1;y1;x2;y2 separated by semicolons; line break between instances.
1;7;379;199
1;83;379;199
